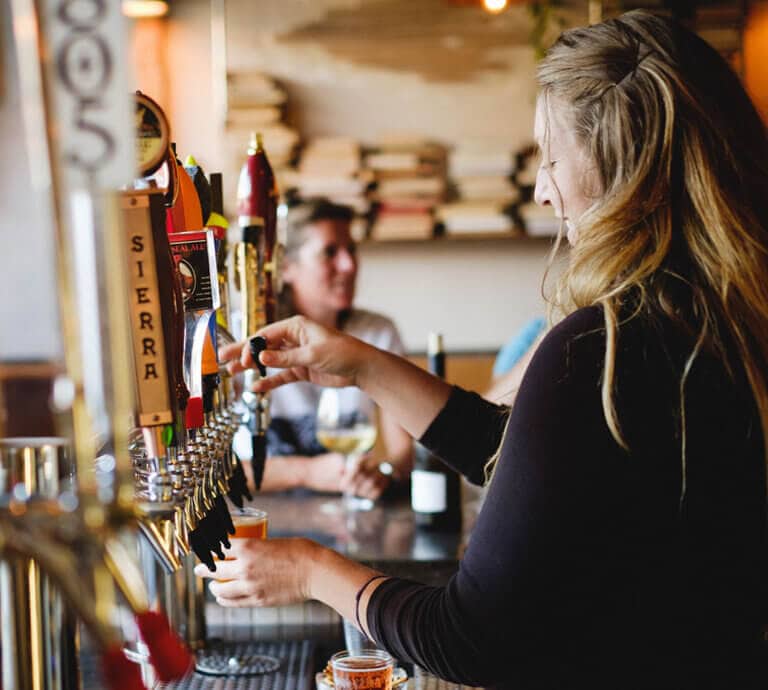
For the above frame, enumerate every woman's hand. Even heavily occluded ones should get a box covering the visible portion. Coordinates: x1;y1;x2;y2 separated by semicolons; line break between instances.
194;537;319;608
196;537;389;631
218;316;375;393
342;454;391;500
304;452;346;493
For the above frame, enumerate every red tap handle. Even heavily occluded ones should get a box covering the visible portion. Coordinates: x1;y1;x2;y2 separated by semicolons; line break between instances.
100;646;146;690
185;395;204;430
135;610;194;682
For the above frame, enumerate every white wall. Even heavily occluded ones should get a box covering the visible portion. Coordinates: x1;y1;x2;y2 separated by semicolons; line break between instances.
356;239;553;352
158;0;575;352
0;2;61;361
0;1;566;361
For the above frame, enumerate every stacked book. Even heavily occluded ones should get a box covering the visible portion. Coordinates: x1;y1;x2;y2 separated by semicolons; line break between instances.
225;71;300;192
436;201;517;235
367;136;447;241
284;137;372;216
442;143;517;235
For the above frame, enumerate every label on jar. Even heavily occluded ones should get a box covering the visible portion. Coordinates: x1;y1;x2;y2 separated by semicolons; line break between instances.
411;470;447;513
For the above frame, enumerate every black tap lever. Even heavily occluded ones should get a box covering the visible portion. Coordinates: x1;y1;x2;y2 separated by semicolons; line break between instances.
249;336;267;377
227;452;253;507
190;527;216;571
251;435;267;491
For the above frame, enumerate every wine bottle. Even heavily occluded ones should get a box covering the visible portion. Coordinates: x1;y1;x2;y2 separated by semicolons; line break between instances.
411;333;462;532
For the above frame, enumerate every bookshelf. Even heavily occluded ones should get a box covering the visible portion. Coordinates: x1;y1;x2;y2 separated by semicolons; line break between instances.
360;231;556;245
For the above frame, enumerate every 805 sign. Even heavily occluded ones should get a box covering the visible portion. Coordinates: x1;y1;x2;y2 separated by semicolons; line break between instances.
52;0;118;175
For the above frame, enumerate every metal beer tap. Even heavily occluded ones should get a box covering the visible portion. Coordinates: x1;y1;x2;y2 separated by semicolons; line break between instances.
4;3;192;687
234;132;281;490
208;171;253;506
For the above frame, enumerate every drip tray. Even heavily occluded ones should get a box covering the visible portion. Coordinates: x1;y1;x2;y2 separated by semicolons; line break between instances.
158;640;315;690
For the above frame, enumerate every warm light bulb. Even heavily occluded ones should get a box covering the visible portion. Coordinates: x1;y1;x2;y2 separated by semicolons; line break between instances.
483;0;508;13
122;0;169;18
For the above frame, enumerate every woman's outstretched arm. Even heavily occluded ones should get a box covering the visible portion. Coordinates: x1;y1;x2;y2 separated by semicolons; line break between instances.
219;315;452;442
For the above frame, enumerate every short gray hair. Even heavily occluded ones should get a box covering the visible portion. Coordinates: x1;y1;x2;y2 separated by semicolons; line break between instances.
284;199;354;260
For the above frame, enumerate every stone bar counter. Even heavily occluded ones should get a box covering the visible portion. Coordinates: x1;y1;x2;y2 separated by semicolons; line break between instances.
206;491;468;644
145;490;482;690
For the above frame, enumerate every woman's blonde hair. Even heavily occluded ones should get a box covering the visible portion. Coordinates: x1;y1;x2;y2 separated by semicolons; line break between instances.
528;10;768;496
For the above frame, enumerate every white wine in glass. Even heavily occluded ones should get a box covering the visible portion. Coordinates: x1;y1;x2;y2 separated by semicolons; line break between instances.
316;424;377;456
316;387;378;510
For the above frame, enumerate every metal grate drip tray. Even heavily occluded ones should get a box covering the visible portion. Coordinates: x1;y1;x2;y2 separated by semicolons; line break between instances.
158;639;315;690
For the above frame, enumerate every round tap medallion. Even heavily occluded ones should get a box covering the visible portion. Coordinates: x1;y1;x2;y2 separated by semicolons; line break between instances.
135;91;170;177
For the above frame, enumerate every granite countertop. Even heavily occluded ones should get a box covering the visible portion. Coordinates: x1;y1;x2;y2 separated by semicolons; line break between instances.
248;492;466;585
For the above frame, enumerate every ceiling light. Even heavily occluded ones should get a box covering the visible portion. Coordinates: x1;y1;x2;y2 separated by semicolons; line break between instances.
122;1;169;19
483;0;509;13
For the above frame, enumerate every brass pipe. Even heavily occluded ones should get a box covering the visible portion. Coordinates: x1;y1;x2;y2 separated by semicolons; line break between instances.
138;518;182;574
0;438;79;690
0;520;116;651
103;537;150;614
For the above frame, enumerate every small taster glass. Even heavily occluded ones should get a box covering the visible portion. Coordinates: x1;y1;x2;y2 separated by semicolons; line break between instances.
331;650;394;690
215;507;267;581
230;506;268;540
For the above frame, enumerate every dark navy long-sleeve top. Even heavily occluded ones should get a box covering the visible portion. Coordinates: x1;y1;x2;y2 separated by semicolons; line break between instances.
367;306;767;690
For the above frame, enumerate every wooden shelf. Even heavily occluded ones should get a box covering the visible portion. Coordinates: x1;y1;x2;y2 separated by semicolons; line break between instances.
360;232;556;245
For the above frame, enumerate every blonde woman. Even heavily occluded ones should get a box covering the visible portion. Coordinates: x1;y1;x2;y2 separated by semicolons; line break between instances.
211;12;768;689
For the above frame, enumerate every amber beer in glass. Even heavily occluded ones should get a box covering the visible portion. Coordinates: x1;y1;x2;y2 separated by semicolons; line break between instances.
231;507;268;540
331;650;394;690
216;507;268;581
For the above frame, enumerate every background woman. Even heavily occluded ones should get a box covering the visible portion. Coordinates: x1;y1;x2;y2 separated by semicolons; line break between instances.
243;199;413;498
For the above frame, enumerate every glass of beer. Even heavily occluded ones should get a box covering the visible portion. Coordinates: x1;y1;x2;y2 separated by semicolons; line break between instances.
216;507;268;581
230;506;268;540
331;650;393;690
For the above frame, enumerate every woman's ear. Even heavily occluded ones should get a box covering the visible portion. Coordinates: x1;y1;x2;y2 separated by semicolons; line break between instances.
582;158;603;202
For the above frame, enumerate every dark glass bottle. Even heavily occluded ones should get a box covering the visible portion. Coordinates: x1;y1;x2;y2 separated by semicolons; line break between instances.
411;333;462;532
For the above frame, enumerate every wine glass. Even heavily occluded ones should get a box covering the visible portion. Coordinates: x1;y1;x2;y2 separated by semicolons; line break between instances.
316;387;378;511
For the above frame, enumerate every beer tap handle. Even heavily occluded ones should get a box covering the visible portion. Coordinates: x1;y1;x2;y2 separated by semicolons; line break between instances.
249;336;268;377
246;337;268;492
197;512;225;561
189;526;216;571
252;434;267;491
239;461;253;502
170;266;191;411
135;610;194;682
202;468;232;548
207;502;231;553
185;396;204;434
101;645;147;690
215;492;235;535
190;479;226;561
227;452;253;508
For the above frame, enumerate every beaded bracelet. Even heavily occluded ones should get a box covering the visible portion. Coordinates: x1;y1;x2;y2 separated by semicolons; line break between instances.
354;574;389;635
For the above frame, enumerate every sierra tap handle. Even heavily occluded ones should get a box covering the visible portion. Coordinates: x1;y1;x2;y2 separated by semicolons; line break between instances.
249;336;268;377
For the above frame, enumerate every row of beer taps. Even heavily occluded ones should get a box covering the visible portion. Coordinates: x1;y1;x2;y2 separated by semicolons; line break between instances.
128;113;276;580
2;3;284;686
0;87;279;690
